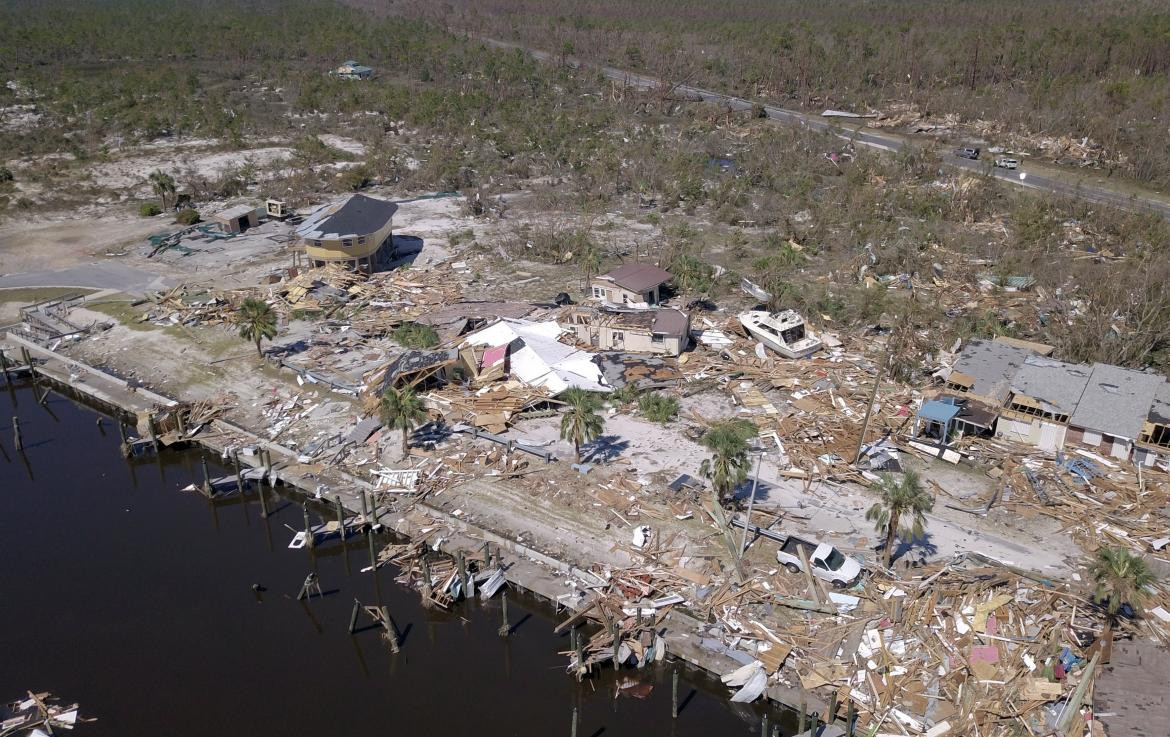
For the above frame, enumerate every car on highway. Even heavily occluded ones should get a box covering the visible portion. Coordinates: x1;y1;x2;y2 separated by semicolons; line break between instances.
994;157;1020;170
954;145;981;160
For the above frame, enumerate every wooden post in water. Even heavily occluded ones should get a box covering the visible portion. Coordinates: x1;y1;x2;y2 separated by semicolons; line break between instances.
348;599;361;633
798;700;807;735
335;496;347;539
233;452;244;496
0;350;10;383
359;490;371;526
200;455;211;495
302;504;314;549
381;605;400;653
827;692;837;725
148;415;159;453
422;557;434;601
12;416;22;451
498;590;509;637
611;622;620;671
575;626;585;679
570;706;578;737
672;668;679;718
760;714;768;737
457;551;468;599
847;701;857;736
366;529;377;571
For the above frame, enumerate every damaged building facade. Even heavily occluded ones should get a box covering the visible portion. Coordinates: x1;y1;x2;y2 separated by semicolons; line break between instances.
558;305;690;356
930;337;1170;466
590;263;671;307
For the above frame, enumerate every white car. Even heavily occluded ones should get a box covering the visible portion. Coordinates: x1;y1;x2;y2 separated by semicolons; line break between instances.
994;158;1020;170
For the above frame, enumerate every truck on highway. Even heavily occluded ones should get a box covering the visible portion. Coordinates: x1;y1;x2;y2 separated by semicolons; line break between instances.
730;517;862;588
954;145;981;160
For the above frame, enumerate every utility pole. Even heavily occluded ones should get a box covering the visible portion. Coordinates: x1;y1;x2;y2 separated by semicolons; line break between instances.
738;451;765;559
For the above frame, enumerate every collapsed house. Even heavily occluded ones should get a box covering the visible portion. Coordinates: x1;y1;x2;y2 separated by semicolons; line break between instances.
590;263;671;306
558;305;690;356
931;337;1170;466
462;318;610;394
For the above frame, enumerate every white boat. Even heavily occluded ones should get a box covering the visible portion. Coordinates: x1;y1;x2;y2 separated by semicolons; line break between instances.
738;310;822;359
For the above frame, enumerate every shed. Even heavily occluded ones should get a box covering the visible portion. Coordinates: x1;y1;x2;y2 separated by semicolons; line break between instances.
212;204;262;234
915;399;962;441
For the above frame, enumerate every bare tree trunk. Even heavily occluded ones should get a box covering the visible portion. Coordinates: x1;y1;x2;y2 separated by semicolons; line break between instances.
255;337;262;358
402;424;410;457
884;517;898;568
574;439;581;464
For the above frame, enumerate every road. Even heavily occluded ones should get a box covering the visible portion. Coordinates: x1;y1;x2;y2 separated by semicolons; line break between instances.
483;38;1170;219
0;262;174;294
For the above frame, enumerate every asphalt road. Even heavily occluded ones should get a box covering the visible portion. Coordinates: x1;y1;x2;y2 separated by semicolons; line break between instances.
486;38;1170;219
0;262;174;294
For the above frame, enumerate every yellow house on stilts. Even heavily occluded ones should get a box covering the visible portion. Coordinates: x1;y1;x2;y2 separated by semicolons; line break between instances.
294;193;398;273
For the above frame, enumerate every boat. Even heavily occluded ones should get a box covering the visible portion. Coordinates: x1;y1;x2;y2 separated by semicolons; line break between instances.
738;309;822;359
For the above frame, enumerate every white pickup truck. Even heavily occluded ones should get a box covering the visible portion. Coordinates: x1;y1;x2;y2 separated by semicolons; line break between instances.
775;535;862;588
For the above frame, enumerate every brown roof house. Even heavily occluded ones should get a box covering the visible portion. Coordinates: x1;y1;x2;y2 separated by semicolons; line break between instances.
560;306;690;356
590;264;671;306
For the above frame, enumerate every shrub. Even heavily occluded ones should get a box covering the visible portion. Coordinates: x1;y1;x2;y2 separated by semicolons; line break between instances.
638;392;679;424
611;383;642;405
0;167;13;183
393;322;439;348
339;166;371;191
175;208;200;225
138;202;162;217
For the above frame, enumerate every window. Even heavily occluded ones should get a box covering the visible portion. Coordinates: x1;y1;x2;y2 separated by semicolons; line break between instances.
612;331;624;343
311;240;323;247
592;287;605;299
342;238;354;248
651;333;664;344
357;236;367;246
622;293;629;304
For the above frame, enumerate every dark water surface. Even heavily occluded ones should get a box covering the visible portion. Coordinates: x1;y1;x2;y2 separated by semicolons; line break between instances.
1;383;794;737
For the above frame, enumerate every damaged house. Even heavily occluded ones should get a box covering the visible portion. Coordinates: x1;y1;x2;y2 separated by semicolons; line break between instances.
590;263;671;306
933;338;1170;466
462;318;610;394
559;305;690;356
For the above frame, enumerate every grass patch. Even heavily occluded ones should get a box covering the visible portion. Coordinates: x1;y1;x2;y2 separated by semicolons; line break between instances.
393;321;439;349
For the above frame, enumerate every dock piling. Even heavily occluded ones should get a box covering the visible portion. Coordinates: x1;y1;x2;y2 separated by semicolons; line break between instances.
0;350;10;383
200;455;211;495
798;700;807;735
571;706;578;737
611;622;620;671
672;668;679;718
381;605;400;653
301;504;314;549
498;590;509;637
233;452;244;496
12;416;22;451
366;529;377;571
348;599;361;633
760;714;768;737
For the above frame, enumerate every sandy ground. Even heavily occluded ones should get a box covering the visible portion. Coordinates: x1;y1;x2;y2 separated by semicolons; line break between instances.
507;411;1081;573
0;215;171;274
79;145;294;196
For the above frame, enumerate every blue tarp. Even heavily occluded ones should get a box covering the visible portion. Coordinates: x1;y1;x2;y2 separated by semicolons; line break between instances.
918;400;961;424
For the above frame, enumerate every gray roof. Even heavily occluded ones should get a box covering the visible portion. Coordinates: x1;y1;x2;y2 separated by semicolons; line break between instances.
652;308;689;338
1009;356;1092;417
598;263;672;293
295;194;397;240
1068;363;1164;440
951;339;1036;402
1149;382;1170;426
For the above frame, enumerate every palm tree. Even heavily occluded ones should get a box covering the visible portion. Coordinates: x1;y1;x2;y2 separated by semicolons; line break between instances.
148;169;176;210
579;245;602;294
699;419;757;503
865;469;933;568
235;298;277;358
380;385;428;457
1091;546;1155;658
559;388;604;463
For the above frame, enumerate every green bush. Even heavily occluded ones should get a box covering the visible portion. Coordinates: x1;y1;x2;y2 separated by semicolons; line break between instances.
638;392;679;424
138;202;162;217
393;322;439;349
0;167;13;183
175;208;200;225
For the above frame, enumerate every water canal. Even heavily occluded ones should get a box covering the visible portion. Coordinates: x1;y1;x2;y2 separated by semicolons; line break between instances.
1;382;800;737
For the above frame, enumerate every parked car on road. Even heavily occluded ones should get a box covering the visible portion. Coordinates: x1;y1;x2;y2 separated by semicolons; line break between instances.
994;157;1020;170
954;145;981;160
